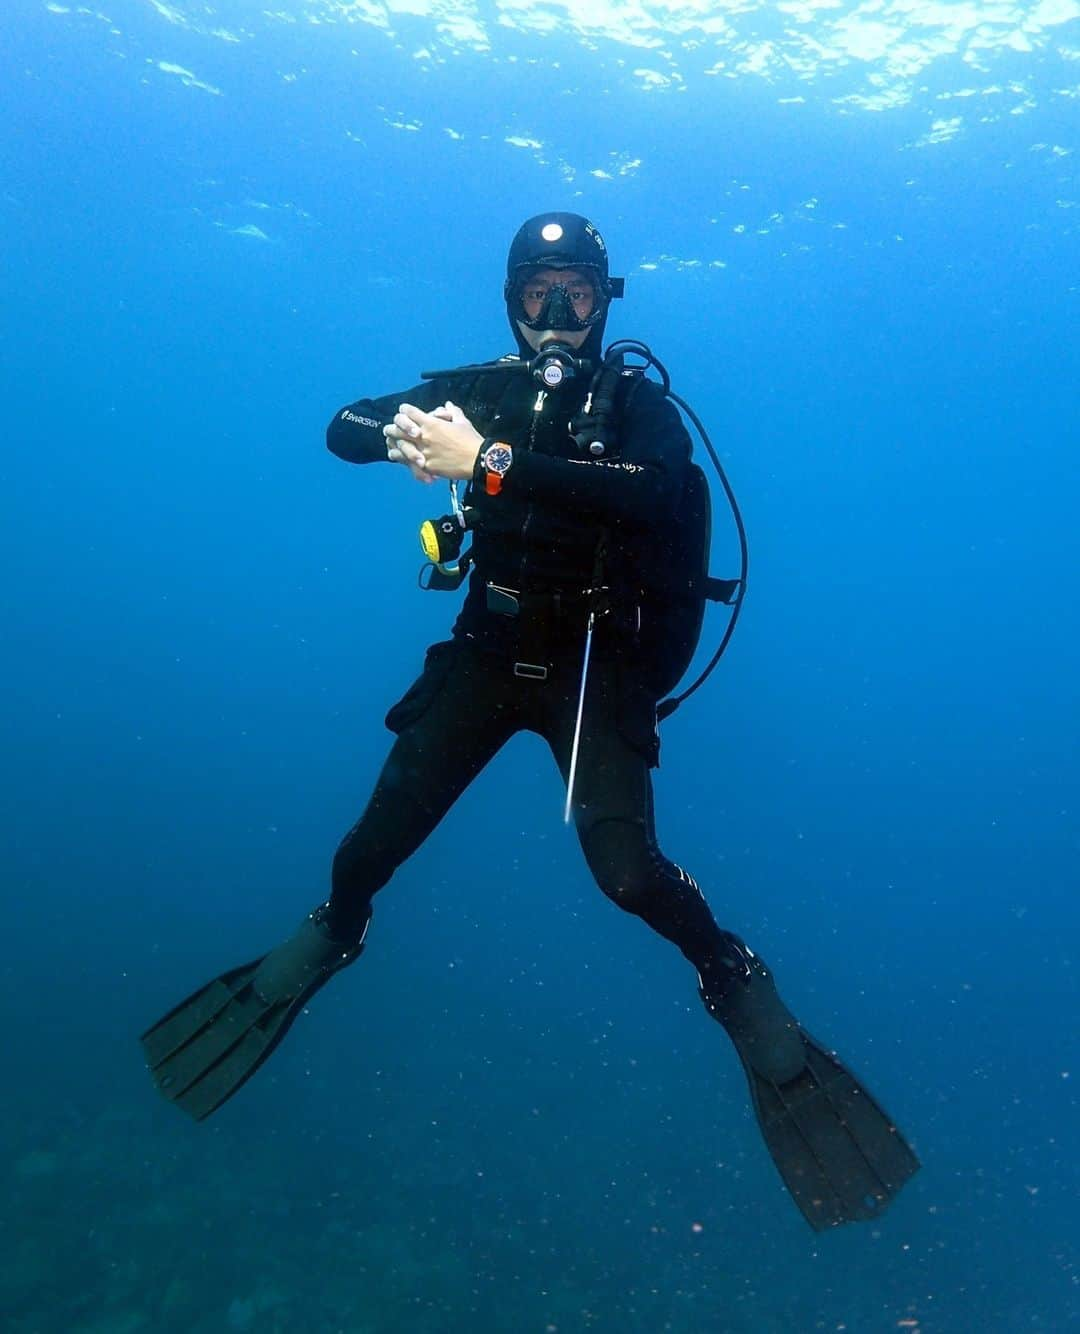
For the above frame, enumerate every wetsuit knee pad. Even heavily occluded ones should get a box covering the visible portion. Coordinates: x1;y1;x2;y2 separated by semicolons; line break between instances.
580;817;660;913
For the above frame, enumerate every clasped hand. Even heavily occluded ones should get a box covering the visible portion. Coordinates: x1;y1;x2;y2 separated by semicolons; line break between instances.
384;401;484;484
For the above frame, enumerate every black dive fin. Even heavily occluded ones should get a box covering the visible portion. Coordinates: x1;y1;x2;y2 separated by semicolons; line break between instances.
704;945;919;1230
141;910;365;1122
735;1028;921;1231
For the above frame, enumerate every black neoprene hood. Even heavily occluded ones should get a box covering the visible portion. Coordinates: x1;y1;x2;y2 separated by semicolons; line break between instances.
504;211;624;361
505;212;612;285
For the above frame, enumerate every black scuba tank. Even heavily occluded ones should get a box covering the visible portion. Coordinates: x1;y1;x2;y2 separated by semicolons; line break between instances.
640;462;713;699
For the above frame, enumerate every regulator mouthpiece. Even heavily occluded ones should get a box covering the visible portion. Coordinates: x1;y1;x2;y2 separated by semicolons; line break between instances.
530;344;589;389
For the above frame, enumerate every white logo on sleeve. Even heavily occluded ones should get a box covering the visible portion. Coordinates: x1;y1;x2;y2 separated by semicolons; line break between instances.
341;409;380;428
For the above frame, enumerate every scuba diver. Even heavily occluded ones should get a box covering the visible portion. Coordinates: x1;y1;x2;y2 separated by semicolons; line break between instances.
141;212;919;1231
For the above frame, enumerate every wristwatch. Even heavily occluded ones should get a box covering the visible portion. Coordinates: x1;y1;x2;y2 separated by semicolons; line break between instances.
480;440;514;496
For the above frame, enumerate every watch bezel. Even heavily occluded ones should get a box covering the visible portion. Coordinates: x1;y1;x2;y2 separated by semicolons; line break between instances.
482;442;513;476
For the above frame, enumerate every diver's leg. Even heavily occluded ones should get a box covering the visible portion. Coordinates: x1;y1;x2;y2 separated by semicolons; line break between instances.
141;642;519;1121
548;656;806;1070
545;653;920;1228
543;651;736;981
326;641;518;938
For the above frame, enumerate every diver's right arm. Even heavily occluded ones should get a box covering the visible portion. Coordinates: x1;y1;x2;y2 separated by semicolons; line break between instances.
326;382;446;464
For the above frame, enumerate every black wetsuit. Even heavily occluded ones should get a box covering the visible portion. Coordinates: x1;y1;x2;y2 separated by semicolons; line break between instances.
324;360;740;991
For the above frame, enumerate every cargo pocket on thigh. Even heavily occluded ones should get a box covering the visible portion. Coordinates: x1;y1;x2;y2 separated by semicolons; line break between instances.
384;640;460;735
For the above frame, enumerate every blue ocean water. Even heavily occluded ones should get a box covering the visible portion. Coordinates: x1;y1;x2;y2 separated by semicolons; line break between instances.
2;1;1078;1330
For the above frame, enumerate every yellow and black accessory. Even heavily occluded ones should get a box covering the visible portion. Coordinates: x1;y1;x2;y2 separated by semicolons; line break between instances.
418;481;475;591
419;512;465;567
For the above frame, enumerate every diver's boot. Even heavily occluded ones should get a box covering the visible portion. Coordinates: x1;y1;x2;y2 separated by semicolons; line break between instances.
141;903;370;1121
699;936;806;1084
699;934;920;1230
250;904;365;1008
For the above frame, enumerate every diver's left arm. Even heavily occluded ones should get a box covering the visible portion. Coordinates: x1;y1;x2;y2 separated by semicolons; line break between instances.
502;383;690;526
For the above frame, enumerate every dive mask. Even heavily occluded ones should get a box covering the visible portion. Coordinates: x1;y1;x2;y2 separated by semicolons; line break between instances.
508;267;608;334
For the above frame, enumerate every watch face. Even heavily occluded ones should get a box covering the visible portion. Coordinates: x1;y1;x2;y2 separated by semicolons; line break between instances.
485;444;513;475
